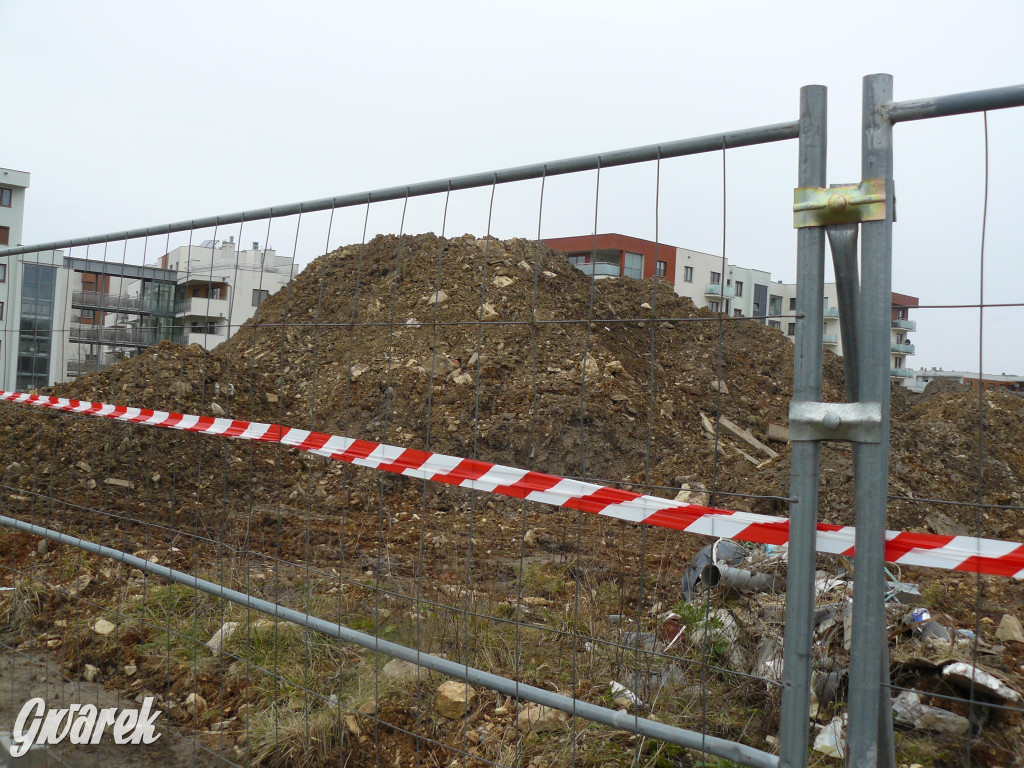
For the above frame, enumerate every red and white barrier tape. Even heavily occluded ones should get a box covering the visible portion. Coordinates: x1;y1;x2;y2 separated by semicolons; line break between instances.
2;391;1022;579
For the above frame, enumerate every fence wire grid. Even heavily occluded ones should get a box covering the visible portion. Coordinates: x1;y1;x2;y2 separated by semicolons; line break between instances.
0;74;1022;768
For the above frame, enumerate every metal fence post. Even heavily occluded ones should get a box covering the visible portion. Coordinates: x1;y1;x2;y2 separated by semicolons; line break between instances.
847;73;897;768
779;84;827;768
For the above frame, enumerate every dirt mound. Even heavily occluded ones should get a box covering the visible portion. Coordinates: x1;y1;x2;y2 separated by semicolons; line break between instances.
2;233;1022;767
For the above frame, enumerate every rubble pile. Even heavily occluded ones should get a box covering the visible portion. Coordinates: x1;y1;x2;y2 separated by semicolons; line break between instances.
1;232;1022;765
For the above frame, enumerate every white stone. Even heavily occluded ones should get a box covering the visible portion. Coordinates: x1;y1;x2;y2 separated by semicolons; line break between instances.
93;618;116;636
206;621;241;654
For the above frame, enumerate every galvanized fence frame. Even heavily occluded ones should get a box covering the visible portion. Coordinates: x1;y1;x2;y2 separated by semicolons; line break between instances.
0;109;806;768
0;74;1022;768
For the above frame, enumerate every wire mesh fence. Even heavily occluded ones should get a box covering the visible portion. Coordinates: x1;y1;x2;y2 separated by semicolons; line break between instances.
0;75;1022;768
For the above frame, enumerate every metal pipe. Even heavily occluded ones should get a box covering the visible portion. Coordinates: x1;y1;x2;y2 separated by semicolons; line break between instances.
0;121;799;258
847;73;897;768
701;563;778;593
0;513;778;768
889;83;1024;123
779;84;827;768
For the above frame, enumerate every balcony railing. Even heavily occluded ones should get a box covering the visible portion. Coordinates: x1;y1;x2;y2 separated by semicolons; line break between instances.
823;306;839;319
822;333;838;346
572;262;621;277
71;291;166;315
891;318;916;331
891;342;915;355
704;282;736;299
66;357;120;376
890;367;915;379
68;325;160;348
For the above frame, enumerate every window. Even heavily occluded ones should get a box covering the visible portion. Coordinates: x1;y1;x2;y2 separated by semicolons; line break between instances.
897;308;906;319
655;260;667;277
624;252;644;280
683;266;693;283
789;297;796;311
252;289;269;307
768;320;781;330
708;300;720;313
710;271;721;285
0;187;12;207
567;254;589;266
788;322;795;336
0;226;9;246
0;301;4;320
733;309;743;318
768;295;783;316
0;263;6;281
735;280;743;297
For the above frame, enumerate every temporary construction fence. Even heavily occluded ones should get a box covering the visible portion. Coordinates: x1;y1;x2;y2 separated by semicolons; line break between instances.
0;73;1022;768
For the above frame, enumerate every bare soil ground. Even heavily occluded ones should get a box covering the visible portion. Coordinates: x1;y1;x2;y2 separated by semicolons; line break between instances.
0;234;1021;767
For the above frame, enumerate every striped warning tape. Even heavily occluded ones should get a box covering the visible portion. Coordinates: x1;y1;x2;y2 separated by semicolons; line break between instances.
1;390;1022;579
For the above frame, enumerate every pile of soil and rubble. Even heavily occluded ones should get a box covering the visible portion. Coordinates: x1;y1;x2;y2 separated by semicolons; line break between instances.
1;233;1022;766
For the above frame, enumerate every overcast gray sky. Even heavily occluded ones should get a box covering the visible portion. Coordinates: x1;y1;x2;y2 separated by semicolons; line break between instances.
4;0;1022;374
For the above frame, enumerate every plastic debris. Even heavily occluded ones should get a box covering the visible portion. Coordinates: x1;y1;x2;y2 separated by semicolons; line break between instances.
679;539;745;600
812;714;847;759
609;681;644;709
892;690;969;735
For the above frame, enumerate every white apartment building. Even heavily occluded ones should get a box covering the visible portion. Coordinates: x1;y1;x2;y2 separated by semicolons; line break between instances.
543;233;918;380
1;166;297;389
151;237;294;349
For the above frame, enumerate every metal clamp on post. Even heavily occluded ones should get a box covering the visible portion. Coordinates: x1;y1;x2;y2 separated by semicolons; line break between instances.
793;178;886;228
788;401;882;443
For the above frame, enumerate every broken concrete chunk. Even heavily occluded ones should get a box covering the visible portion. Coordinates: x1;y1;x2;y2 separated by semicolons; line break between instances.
709;379;729;395
382;658;420;682
673;482;709;507
492;276;514;289
941;662;1021;702
104;478;133;489
477;303;499;321
517;704;567;733
427;290;448;306
210;402;225;416
434;680;475;718
75;461;92;473
995;614;1024;644
766;423;790;443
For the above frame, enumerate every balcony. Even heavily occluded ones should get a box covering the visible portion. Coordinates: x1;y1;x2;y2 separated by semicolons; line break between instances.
891;342;916;355
823;306;839;319
704;282;736;299
72;291;156;315
571;262;621;278
822;333;839;346
66;358;118;376
68;325;159;349
891;318;916;331
186;329;224;346
890;367;915;379
176;297;230;317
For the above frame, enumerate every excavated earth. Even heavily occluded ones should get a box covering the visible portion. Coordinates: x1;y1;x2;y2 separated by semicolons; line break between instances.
0;233;1021;766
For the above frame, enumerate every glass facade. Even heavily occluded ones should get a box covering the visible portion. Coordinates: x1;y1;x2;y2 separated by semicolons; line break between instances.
17;264;57;391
